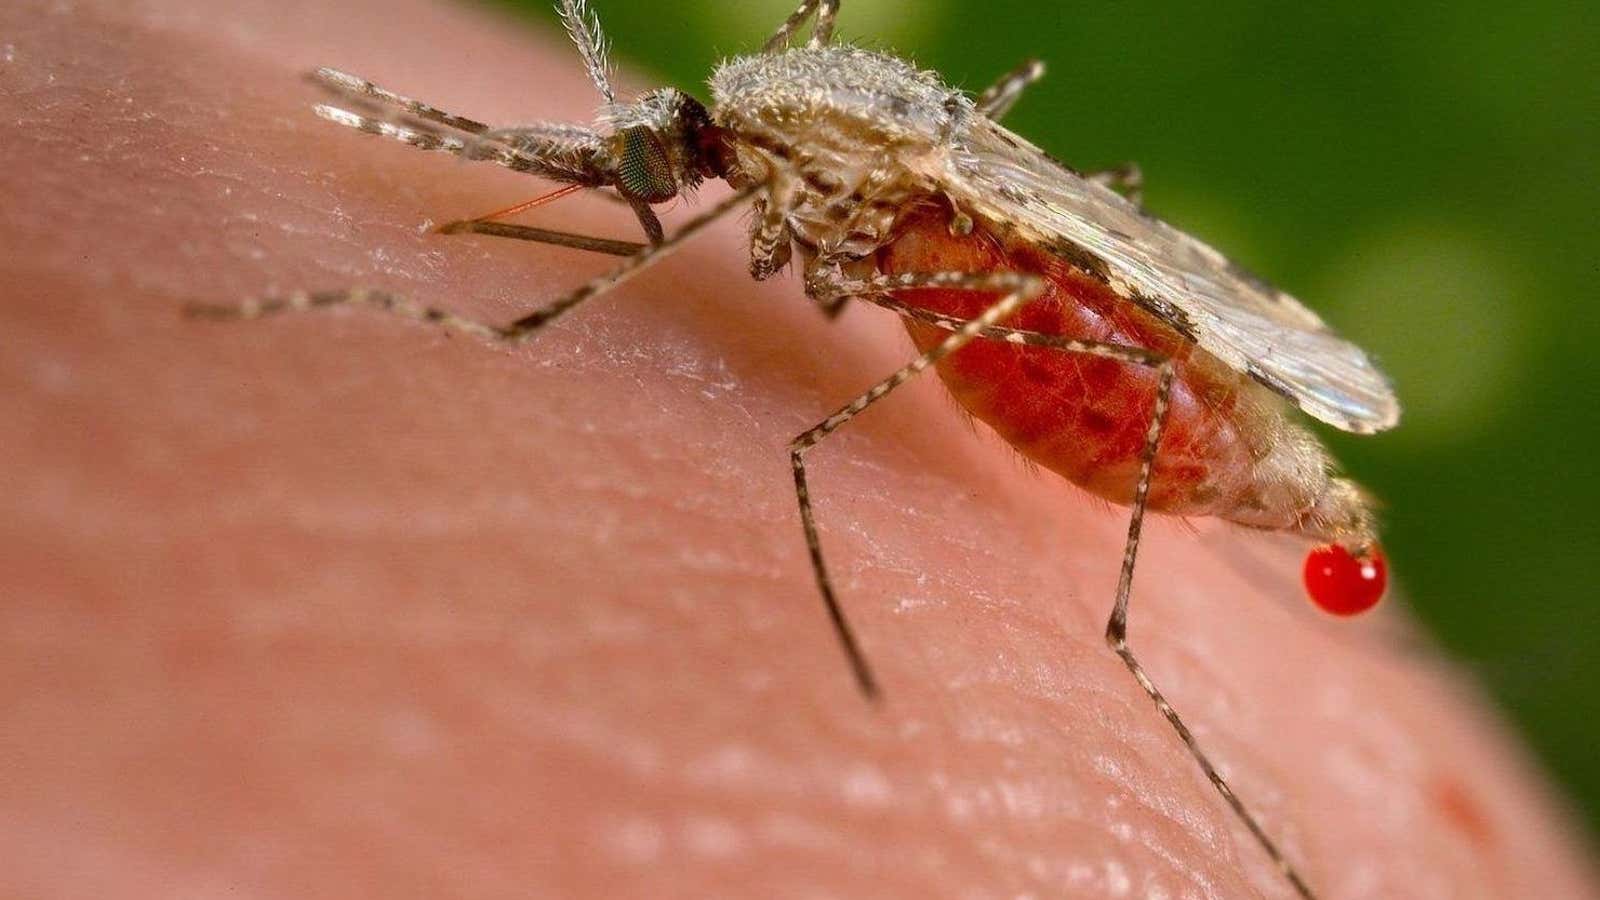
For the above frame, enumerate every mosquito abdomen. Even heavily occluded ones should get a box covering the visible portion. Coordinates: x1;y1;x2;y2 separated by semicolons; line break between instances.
879;205;1365;543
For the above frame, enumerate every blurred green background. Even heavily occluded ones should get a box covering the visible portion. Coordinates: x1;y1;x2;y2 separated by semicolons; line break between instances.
496;0;1600;833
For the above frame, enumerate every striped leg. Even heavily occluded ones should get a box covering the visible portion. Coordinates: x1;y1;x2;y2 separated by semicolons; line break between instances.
763;0;841;52
186;188;753;341
1105;374;1315;900
975;58;1046;121
802;271;1315;898
749;175;799;281
807;0;841;48
790;269;1046;697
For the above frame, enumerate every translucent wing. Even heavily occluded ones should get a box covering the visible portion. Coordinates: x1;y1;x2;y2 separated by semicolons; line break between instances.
935;117;1399;434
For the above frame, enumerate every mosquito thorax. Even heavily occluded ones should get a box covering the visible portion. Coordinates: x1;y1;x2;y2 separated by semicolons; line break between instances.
708;46;965;150
707;46;971;264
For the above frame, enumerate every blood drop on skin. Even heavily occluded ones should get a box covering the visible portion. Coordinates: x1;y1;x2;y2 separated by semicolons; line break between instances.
1303;544;1387;615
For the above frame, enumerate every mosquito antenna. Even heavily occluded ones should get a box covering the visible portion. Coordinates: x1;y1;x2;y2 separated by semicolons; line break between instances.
557;0;615;104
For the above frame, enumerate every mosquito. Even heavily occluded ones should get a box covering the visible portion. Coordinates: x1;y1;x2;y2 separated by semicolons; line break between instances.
189;1;1401;895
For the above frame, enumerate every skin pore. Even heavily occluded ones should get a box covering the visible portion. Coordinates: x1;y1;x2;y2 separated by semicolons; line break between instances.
1;0;1596;896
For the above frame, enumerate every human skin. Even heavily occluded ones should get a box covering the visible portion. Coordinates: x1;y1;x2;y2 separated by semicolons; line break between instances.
1;0;1595;898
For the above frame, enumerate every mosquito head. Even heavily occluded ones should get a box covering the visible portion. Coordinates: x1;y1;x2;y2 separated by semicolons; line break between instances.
555;0;735;206
600;89;734;204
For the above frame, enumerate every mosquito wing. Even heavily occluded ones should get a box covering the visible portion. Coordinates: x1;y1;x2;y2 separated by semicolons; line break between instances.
935;117;1400;434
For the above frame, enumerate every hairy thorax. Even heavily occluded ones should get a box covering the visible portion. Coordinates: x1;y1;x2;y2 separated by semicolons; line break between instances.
709;46;960;260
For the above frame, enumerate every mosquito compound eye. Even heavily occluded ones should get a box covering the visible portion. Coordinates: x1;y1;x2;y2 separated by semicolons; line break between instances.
616;126;678;204
1303;544;1388;616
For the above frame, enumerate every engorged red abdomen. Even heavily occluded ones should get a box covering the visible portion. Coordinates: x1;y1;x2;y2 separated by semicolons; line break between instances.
878;205;1272;520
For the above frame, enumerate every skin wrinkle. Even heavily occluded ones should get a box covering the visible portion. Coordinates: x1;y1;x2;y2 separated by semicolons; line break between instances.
1;0;1597;899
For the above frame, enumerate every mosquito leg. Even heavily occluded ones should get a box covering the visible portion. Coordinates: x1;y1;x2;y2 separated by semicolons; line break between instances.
1087;162;1144;205
802;272;1159;365
749;176;799;281
842;292;1157;363
808;271;1314;897
975;58;1045;121
184;288;502;341
788;269;1046;697
187;187;754;341
763;0;838;52
1098;371;1316;898
808;0;841;48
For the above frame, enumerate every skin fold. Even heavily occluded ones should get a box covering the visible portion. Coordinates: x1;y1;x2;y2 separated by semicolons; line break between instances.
1;0;1595;897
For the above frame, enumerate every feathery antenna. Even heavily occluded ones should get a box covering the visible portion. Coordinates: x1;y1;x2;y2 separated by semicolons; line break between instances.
557;0;615;104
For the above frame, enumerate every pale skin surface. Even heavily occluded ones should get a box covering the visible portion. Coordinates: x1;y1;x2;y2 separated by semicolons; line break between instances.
1;1;1596;898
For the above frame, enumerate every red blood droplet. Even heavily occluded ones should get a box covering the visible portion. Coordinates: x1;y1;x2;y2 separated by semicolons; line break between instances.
1303;544;1387;616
